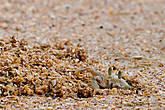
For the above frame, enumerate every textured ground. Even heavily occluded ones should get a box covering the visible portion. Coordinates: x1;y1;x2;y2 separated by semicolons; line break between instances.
0;0;165;109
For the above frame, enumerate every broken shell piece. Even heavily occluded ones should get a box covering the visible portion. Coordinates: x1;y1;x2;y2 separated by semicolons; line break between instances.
0;77;7;82
132;56;143;60
52;79;57;86
0;84;6;89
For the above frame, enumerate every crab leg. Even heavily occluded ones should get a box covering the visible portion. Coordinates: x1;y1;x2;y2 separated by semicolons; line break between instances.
75;67;108;88
75;67;101;77
89;77;100;90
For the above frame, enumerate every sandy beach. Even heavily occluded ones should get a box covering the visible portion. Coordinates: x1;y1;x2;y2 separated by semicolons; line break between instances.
0;0;165;109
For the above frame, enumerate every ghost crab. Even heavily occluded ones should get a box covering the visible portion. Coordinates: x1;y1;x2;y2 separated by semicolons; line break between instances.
75;66;133;93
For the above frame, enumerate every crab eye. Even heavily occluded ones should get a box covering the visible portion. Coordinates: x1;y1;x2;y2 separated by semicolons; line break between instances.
118;71;122;79
108;67;112;76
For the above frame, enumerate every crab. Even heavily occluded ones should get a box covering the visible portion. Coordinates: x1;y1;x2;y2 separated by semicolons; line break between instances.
75;66;132;92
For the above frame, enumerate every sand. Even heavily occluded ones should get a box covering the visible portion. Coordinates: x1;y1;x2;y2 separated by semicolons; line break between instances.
0;0;165;109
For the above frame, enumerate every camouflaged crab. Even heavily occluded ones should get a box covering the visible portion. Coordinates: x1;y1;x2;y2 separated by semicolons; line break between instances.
75;66;132;92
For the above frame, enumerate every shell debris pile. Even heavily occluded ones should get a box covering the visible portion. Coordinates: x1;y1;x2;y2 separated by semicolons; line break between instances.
0;36;146;99
0;36;95;98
